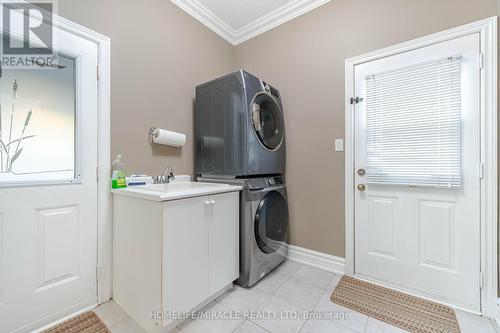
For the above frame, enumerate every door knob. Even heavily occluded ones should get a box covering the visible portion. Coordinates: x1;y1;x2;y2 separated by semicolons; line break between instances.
357;184;366;192
357;168;366;176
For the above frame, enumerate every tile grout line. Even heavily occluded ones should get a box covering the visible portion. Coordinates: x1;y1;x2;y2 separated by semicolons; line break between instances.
246;263;309;332
107;315;132;331
362;315;369;333
317;273;369;333
230;320;246;333
297;272;339;333
269;273;292;296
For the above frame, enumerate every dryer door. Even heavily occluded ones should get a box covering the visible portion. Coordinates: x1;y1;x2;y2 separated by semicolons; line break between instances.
254;190;289;254
251;94;284;150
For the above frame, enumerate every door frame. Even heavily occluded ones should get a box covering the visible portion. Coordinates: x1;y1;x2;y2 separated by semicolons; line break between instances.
344;17;497;316
50;13;112;304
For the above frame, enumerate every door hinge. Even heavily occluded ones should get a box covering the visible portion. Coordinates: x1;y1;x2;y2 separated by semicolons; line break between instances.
479;163;485;179
350;97;364;105
97;64;100;80
480;272;485;289
96;166;100;181
479;53;485;70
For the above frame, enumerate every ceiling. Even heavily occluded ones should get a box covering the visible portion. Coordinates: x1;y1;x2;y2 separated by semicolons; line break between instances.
171;0;331;45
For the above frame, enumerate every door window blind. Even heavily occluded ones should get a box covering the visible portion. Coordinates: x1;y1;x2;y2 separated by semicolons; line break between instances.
364;56;462;188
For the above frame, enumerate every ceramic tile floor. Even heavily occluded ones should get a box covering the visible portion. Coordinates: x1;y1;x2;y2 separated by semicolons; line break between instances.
93;261;497;333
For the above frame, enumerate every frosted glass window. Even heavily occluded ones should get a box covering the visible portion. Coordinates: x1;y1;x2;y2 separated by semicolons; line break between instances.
365;56;462;188
0;54;77;184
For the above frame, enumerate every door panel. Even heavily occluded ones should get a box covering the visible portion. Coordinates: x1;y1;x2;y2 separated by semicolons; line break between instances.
35;205;80;292
209;192;239;295
354;34;481;311
163;196;209;313
0;19;99;332
0;212;4;307
418;200;456;271
367;196;398;259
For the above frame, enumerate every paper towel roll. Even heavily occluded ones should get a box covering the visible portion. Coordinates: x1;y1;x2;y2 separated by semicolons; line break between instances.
151;128;186;147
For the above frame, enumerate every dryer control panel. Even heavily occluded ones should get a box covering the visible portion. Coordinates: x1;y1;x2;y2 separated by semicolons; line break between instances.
248;176;285;190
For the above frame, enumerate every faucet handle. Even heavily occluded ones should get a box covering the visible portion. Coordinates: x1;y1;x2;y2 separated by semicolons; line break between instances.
161;166;173;176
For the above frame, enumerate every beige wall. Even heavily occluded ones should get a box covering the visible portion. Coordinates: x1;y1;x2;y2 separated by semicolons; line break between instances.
234;0;497;257
58;0;236;176
59;0;497;258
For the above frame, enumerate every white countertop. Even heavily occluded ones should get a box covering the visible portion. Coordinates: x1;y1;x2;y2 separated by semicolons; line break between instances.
111;180;242;202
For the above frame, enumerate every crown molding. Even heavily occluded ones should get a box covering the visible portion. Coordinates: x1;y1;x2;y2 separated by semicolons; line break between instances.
171;0;331;46
233;0;331;44
171;0;238;44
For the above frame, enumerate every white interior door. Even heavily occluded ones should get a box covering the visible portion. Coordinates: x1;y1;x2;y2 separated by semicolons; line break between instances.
0;18;99;333
354;34;481;312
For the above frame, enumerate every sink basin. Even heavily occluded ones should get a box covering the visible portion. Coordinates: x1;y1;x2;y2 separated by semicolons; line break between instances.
111;181;242;202
140;182;220;192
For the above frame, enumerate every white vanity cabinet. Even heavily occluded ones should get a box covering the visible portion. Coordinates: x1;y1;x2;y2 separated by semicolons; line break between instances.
162;192;239;315
112;186;240;333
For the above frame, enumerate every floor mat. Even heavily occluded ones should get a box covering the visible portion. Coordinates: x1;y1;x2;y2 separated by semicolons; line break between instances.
330;275;460;333
42;311;111;333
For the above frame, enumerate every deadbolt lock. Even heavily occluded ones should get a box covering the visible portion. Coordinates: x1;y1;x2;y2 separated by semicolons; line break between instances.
357;168;366;176
357;184;366;192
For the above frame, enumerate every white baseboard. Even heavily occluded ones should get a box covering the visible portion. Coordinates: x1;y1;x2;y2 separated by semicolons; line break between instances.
490;319;500;333
287;245;345;274
28;300;98;333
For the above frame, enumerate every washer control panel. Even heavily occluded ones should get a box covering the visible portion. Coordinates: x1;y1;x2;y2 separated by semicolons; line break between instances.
268;177;284;186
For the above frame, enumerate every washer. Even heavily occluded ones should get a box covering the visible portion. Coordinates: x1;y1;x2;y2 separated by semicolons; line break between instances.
195;70;286;177
199;176;289;287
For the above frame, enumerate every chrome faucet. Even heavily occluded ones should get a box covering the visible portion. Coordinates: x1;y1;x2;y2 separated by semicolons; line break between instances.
153;166;175;184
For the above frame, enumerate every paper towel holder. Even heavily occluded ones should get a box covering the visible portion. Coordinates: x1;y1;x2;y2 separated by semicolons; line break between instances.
149;127;186;147
149;127;158;143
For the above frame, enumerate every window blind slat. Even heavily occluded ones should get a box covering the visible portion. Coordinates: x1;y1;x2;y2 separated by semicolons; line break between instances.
364;56;462;188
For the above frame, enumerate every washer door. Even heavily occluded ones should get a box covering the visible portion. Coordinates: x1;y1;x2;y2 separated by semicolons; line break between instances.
251;94;284;150
254;190;289;254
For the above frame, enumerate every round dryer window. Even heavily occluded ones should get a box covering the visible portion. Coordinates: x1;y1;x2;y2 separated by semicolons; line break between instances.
254;191;289;254
251;94;284;150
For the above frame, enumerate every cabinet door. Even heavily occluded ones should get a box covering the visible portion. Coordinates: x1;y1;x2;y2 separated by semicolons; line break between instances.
163;196;210;314
209;192;239;294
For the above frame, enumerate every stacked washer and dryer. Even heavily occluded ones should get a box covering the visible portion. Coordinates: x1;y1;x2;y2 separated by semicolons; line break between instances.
196;70;289;287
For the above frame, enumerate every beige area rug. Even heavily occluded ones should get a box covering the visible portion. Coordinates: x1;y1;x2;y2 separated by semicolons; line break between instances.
330;276;460;333
42;311;111;333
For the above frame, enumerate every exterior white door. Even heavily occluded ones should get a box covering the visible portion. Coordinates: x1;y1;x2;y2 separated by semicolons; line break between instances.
0;16;99;333
354;34;481;312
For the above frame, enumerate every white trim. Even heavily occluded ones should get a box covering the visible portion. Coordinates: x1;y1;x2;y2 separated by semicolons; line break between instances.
171;0;331;45
344;17;497;317
49;15;112;303
170;0;236;44
234;0;331;45
287;245;345;274
492;318;500;333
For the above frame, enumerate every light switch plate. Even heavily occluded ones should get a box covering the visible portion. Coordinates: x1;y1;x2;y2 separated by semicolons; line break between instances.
335;139;344;152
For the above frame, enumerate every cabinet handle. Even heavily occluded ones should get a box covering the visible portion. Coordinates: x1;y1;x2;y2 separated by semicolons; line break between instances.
205;200;211;205
210;200;215;205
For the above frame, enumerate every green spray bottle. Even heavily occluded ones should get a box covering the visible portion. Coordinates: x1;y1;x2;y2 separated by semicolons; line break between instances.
111;154;127;189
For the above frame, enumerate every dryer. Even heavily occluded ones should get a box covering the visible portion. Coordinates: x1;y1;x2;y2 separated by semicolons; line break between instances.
195;70;286;178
